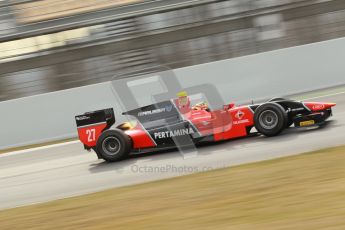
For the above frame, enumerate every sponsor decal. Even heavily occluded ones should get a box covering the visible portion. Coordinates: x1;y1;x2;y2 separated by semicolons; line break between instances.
76;115;90;121
300;120;315;126
233;110;249;125
154;128;194;139
287;107;305;112
312;104;325;110
235;110;245;120
137;105;174;117
233;119;249;125
138;108;166;117
201;121;211;125
165;105;173;112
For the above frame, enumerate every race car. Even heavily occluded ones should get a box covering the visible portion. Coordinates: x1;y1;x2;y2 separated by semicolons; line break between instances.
75;92;336;162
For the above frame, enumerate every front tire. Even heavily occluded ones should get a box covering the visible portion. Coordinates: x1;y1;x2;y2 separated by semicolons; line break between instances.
96;129;131;162
254;102;287;137
268;98;287;102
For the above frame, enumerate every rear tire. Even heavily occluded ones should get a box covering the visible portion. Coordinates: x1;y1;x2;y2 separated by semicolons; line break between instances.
96;129;131;162
254;103;288;137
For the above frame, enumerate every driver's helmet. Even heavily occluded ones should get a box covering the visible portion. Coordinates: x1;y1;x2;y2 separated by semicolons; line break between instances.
177;91;189;105
176;91;191;114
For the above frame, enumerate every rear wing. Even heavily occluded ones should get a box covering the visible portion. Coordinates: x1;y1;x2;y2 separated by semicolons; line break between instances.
75;108;115;149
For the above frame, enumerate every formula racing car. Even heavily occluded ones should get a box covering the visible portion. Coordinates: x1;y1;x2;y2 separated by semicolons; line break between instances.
75;92;336;162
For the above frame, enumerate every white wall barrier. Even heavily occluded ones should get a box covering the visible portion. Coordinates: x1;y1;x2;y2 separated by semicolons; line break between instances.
1;37;345;150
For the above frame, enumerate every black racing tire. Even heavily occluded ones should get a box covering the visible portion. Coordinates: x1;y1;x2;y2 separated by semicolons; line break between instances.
254;102;288;137
268;98;287;102
268;98;293;127
95;129;131;162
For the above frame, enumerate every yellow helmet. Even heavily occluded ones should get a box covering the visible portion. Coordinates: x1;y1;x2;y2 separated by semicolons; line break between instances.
177;91;188;97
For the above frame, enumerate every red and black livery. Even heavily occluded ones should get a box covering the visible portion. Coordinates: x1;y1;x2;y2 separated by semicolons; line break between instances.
75;96;336;162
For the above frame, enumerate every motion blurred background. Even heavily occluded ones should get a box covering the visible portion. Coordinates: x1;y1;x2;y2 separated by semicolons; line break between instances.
0;0;344;101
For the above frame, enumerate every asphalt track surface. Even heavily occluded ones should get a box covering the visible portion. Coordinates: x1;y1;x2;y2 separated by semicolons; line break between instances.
0;91;344;210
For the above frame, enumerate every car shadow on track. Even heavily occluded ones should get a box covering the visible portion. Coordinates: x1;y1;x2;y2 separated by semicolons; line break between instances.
88;120;337;174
